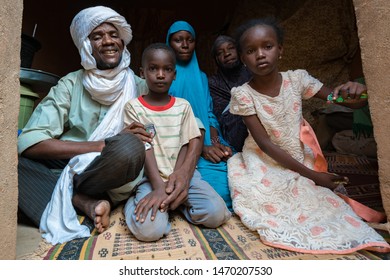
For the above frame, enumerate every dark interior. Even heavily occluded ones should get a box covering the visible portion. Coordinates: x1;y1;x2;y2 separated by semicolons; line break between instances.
23;0;360;77
22;0;243;77
21;0;362;128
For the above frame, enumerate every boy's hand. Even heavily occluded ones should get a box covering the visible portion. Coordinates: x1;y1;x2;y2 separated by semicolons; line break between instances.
161;169;191;211
134;188;168;223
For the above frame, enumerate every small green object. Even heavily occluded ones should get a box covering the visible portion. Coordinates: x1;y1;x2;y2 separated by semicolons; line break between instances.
336;96;344;102
327;91;367;104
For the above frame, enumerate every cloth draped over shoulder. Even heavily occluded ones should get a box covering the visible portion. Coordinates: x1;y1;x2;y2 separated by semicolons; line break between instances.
40;6;138;245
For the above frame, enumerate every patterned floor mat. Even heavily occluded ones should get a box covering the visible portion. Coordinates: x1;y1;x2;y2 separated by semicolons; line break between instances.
23;152;389;260
41;206;377;260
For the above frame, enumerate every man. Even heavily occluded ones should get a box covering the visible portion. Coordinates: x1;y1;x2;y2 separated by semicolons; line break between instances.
18;6;198;244
208;35;252;152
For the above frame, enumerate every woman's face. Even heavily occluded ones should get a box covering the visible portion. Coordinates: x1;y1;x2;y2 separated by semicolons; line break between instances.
169;30;196;63
215;41;240;70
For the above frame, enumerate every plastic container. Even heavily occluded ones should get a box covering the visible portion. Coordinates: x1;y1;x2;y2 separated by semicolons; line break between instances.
19;84;39;129
20;34;41;68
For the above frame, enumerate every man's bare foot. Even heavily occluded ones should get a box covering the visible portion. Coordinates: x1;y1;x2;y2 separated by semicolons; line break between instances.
93;200;111;233
72;193;111;233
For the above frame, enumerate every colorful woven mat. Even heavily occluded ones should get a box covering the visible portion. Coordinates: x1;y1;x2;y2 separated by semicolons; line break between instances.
42;204;375;260
25;152;387;260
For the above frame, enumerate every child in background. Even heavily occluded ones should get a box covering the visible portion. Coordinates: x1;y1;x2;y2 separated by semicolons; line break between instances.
228;17;390;254
123;43;230;241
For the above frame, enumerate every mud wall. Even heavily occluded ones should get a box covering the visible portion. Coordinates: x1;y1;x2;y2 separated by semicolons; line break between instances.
0;0;23;259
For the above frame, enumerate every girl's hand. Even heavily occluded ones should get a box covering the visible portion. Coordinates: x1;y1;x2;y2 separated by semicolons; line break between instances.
134;187;168;223
202;144;232;163
312;172;349;191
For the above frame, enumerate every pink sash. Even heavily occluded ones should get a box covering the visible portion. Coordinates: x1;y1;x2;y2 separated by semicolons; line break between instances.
300;119;327;172
300;119;386;223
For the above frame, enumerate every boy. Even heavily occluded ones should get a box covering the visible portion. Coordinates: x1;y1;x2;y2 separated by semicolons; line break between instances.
123;43;230;242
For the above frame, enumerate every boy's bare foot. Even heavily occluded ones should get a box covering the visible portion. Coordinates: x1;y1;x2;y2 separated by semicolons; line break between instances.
72;193;111;233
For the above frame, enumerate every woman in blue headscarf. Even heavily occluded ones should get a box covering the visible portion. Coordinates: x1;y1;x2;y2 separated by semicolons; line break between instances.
166;21;233;211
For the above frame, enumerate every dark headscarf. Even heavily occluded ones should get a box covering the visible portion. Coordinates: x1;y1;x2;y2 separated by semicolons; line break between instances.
211;35;235;60
209;35;251;152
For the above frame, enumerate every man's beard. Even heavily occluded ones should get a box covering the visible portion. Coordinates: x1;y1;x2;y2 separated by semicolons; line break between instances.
96;53;123;70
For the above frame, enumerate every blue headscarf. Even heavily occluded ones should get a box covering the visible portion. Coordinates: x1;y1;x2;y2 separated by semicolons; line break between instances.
166;21;233;211
166;21;212;144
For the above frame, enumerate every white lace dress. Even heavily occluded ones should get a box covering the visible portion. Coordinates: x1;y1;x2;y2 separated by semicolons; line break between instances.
228;70;390;254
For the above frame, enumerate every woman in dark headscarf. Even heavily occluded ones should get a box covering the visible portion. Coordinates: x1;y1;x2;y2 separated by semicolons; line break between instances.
209;35;252;152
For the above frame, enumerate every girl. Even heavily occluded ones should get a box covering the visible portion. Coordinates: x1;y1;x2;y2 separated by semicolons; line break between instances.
228;17;390;254
166;21;234;211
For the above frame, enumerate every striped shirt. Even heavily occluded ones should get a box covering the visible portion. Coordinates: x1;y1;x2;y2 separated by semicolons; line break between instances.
124;96;201;181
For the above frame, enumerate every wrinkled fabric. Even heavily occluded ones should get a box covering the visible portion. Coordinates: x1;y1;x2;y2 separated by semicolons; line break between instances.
228;70;390;254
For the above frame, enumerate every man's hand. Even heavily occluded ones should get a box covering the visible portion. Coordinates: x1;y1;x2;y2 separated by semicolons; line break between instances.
160;168;191;211
333;81;367;100
121;121;152;143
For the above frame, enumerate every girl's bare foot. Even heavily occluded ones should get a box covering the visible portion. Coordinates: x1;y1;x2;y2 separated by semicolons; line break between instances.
72;193;111;233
